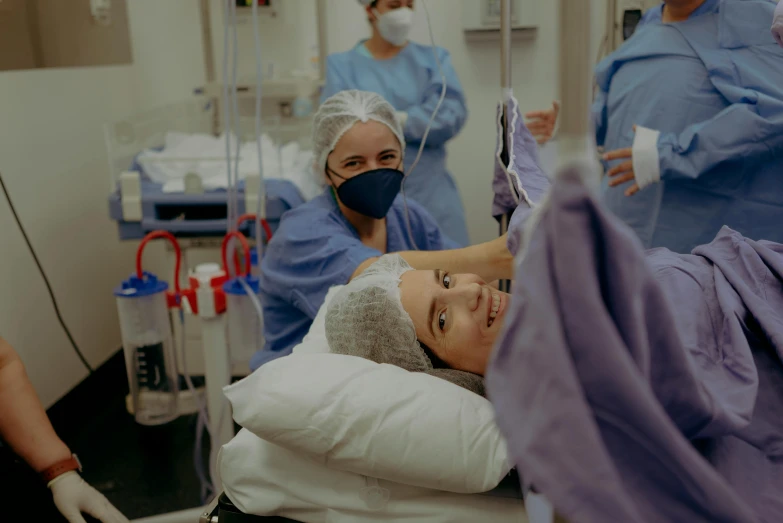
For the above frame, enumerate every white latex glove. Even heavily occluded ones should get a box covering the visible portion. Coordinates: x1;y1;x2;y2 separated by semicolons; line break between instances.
49;471;129;523
774;1;783;47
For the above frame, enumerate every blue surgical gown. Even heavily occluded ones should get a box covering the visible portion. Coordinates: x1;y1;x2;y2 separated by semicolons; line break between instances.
321;41;471;247
250;189;458;370
594;0;783;254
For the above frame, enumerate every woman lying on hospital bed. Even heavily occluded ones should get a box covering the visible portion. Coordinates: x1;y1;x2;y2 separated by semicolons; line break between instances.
254;90;513;371
325;186;783;395
323;115;783;521
323;103;783;402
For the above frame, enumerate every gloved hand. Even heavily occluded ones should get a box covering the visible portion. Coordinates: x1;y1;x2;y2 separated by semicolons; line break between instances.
773;1;783;47
49;471;129;523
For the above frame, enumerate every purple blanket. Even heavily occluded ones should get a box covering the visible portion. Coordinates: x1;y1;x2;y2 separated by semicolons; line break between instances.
487;169;783;522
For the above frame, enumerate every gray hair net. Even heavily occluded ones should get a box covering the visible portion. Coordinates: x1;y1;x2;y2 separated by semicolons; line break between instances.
325;254;486;396
312;90;405;174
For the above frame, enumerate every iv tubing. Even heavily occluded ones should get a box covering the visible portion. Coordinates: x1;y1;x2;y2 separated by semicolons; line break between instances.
221;231;252;277
135;230;182;297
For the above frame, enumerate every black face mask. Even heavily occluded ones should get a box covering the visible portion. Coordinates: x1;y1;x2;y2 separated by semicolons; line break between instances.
327;165;404;220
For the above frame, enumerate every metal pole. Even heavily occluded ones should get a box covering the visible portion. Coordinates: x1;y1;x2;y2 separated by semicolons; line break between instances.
606;0;618;55
200;0;219;135
559;0;592;155
130;506;208;523
499;0;513;294
500;0;512;91
316;0;328;83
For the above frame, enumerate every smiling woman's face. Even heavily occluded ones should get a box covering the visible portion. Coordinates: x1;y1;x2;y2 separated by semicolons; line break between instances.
398;270;510;376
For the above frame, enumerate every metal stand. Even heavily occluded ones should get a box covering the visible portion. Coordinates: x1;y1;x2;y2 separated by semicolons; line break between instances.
558;0;592;157
498;0;513;294
130;506;208;523
200;313;234;474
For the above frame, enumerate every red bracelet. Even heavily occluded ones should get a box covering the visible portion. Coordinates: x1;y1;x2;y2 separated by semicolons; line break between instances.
40;454;82;484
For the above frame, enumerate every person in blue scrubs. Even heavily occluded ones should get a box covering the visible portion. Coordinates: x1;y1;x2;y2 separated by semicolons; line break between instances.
596;0;783;253
251;91;512;370
530;0;783;254
320;0;471;247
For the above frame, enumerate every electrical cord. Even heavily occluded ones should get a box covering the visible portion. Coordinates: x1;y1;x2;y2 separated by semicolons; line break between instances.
0;169;94;373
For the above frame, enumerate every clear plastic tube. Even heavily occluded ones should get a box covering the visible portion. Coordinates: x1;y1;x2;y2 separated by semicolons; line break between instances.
401;0;448;250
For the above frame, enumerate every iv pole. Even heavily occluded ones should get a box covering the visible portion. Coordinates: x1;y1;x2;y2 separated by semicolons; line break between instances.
498;0;513;294
559;0;592;158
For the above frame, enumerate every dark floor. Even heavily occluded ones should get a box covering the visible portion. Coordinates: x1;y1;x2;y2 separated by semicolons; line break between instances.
45;350;213;520
74;405;211;519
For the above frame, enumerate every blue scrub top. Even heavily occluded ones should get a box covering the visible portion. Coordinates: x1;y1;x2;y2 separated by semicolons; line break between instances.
250;189;459;370
594;0;783;253
321;41;471;247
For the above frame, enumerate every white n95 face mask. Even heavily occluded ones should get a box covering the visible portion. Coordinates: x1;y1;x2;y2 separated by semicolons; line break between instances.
374;7;414;47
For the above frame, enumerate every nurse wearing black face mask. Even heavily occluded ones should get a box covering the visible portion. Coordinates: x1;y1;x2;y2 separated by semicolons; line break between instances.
252;91;512;371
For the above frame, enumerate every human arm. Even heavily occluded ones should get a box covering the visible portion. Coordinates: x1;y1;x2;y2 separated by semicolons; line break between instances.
605;41;783;194
403;48;467;147
352;234;513;283
525;101;560;145
0;337;71;472
605;92;783;196
0;337;128;523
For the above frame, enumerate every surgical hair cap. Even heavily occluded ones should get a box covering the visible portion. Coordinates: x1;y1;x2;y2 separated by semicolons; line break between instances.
356;0;373;5
325;254;486;396
312;90;405;174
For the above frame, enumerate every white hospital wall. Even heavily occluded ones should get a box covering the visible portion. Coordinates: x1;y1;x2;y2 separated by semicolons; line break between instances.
0;67;137;407
0;0;207;408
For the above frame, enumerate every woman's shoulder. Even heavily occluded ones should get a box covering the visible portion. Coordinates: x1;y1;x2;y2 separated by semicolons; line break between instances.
406;41;451;60
273;192;345;241
327;43;367;63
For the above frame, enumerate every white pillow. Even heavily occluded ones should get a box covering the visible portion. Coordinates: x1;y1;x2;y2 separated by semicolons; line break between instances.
220;428;526;522
224;352;511;494
292;284;344;355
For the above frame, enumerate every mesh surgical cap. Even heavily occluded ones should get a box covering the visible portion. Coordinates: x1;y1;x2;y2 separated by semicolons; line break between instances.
312;90;405;174
325;254;486;396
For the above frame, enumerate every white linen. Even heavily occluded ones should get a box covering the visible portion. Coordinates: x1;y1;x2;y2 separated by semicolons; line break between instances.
220;429;528;523
136;132;323;200
225;351;511;494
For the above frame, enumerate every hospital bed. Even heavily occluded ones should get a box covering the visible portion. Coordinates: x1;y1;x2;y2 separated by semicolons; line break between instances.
200;472;525;523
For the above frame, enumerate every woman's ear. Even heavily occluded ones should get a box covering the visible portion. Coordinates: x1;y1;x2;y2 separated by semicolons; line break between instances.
366;5;377;23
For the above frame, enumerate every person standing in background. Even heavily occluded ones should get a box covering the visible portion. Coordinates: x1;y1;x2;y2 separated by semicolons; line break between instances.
321;0;471;247
529;0;783;254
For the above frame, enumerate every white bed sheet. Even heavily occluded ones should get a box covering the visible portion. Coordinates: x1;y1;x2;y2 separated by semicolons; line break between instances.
220;429;528;523
137;132;323;200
